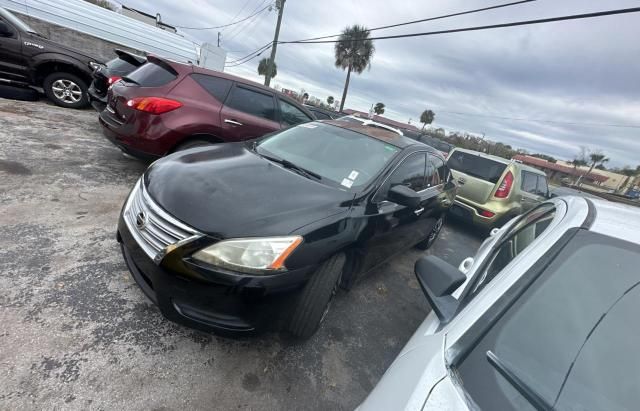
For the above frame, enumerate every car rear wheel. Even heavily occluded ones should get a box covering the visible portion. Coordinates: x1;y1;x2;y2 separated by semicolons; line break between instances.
43;72;89;109
288;253;345;339
416;215;444;250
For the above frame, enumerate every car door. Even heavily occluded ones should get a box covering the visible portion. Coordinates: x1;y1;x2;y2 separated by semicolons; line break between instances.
519;170;546;211
0;16;27;82
428;154;455;216
277;98;313;127
219;84;280;141
360;152;436;273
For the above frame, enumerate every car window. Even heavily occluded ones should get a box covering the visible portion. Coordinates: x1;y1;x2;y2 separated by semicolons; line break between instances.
279;99;312;126
226;86;276;121
191;74;232;102
521;171;539;194
467;204;556;299
385;153;427;194
537;175;549;197
447;151;507;184
311;110;331;120
456;230;640;411
126;62;177;87
428;155;446;187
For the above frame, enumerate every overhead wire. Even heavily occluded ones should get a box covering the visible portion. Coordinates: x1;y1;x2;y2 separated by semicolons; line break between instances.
174;2;273;30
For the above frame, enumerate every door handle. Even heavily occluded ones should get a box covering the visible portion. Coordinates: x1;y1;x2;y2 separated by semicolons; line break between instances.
414;207;425;216
224;119;243;126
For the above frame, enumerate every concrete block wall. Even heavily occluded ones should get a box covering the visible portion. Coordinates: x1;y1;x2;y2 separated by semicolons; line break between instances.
16;12;145;63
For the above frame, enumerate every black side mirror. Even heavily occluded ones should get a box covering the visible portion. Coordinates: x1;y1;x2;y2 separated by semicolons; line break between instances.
388;185;421;208
0;21;13;37
415;256;466;323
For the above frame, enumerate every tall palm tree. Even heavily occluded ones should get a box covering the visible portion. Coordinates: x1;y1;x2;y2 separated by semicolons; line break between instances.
258;58;277;82
327;96;334;105
374;102;385;115
334;25;375;112
576;152;609;186
420;109;435;131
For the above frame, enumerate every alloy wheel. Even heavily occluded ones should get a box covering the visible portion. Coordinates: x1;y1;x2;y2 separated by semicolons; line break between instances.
51;79;82;104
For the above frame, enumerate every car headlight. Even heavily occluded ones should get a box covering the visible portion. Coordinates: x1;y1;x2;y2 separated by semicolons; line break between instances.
191;236;303;274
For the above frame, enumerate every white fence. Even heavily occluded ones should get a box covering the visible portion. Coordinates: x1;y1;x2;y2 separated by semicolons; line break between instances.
0;0;226;70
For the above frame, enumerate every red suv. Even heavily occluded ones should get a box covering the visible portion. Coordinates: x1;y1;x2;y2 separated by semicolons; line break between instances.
99;56;314;158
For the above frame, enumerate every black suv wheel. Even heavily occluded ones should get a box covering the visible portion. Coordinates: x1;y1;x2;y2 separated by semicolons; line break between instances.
43;72;89;109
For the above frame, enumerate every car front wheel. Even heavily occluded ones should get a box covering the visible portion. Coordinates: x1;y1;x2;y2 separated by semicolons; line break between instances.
288;253;345;339
43;72;89;109
416;215;444;250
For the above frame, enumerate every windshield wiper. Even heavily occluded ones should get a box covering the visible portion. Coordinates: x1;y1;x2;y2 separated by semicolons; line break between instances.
259;153;321;180
486;351;553;411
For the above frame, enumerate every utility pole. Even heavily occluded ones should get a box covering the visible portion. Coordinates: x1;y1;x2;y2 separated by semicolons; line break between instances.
265;0;285;87
217;32;221;47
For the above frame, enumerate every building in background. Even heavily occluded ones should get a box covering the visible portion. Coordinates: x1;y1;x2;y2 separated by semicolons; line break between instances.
513;155;611;188
120;5;177;33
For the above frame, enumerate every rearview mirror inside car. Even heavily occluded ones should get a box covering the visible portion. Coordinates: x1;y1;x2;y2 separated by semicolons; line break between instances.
0;22;13;36
415;256;466;323
388;185;421;208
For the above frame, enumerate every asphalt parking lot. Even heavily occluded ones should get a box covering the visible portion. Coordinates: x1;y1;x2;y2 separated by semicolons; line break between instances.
0;99;483;410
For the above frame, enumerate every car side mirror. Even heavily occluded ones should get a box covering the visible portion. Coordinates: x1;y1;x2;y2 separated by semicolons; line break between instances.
387;185;421;208
415;256;466;323
0;22;13;37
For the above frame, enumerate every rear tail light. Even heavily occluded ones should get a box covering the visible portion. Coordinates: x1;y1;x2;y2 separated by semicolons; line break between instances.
494;171;514;198
126;97;183;115
480;210;495;218
108;76;122;85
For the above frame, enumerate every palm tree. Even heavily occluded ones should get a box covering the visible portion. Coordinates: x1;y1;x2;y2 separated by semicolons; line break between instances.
420;109;435;131
257;58;277;82
374;102;385;115
576;152;609;186
334;25;375;112
327;96;334;106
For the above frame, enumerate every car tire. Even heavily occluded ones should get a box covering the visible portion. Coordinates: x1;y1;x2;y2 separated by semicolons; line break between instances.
43;72;89;109
288;253;346;339
415;215;445;250
0;84;39;101
175;139;215;151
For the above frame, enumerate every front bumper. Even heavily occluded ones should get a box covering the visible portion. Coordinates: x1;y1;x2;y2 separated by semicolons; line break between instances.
117;215;314;335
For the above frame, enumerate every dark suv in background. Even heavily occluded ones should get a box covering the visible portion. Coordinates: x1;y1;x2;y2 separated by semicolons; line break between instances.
99;56;315;158
0;7;100;108
88;49;146;112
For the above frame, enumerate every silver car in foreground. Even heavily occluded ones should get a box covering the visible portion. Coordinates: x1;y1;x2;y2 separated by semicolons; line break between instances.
359;196;640;410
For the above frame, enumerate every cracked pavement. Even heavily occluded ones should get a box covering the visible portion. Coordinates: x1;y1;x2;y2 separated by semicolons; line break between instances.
0;99;482;410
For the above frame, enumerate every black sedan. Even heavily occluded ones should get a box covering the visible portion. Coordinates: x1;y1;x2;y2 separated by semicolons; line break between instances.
117;121;457;338
88;49;145;111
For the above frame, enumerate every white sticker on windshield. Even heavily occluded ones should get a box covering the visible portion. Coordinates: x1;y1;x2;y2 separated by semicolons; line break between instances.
341;178;354;188
348;170;359;180
299;124;317;128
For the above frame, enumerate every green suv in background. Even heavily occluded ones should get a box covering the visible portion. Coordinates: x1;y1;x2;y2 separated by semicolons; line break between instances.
447;148;550;230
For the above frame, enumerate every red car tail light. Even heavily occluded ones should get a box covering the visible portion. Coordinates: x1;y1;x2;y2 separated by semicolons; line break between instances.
126;97;183;115
480;209;495;218
494;171;514;198
108;76;122;85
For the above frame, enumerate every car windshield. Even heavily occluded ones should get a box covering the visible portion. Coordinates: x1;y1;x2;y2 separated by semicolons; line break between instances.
1;7;39;34
256;122;401;189
457;230;640;410
447;150;507;183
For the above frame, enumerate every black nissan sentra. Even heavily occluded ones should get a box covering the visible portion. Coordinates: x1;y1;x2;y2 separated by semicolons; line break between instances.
117;120;456;338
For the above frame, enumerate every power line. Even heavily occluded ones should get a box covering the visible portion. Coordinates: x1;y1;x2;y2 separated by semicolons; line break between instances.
221;0;254;33
439;110;640;129
225;43;272;66
174;3;272;30
281;7;640;44
225;0;271;42
287;0;536;43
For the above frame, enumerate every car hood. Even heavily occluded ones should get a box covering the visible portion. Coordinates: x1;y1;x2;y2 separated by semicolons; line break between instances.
144;144;355;238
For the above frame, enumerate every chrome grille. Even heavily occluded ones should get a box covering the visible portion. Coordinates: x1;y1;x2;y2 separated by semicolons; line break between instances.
123;179;203;263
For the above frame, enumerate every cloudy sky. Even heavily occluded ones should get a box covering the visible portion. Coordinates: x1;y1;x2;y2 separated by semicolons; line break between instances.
121;0;640;167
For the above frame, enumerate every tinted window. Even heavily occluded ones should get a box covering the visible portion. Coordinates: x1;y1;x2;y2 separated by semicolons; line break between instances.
310;110;331;120
428;155;447;186
447;151;507;184
226;87;276;121
521;171;538;194
192;74;232;102
126;62;177;87
387;153;427;192
106;57;139;73
457;231;640;411
468;204;555;298
279;99;312;126
537;175;549;196
257;123;400;189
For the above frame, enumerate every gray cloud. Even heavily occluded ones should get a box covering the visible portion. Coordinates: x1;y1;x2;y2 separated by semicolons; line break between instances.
123;0;640;167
